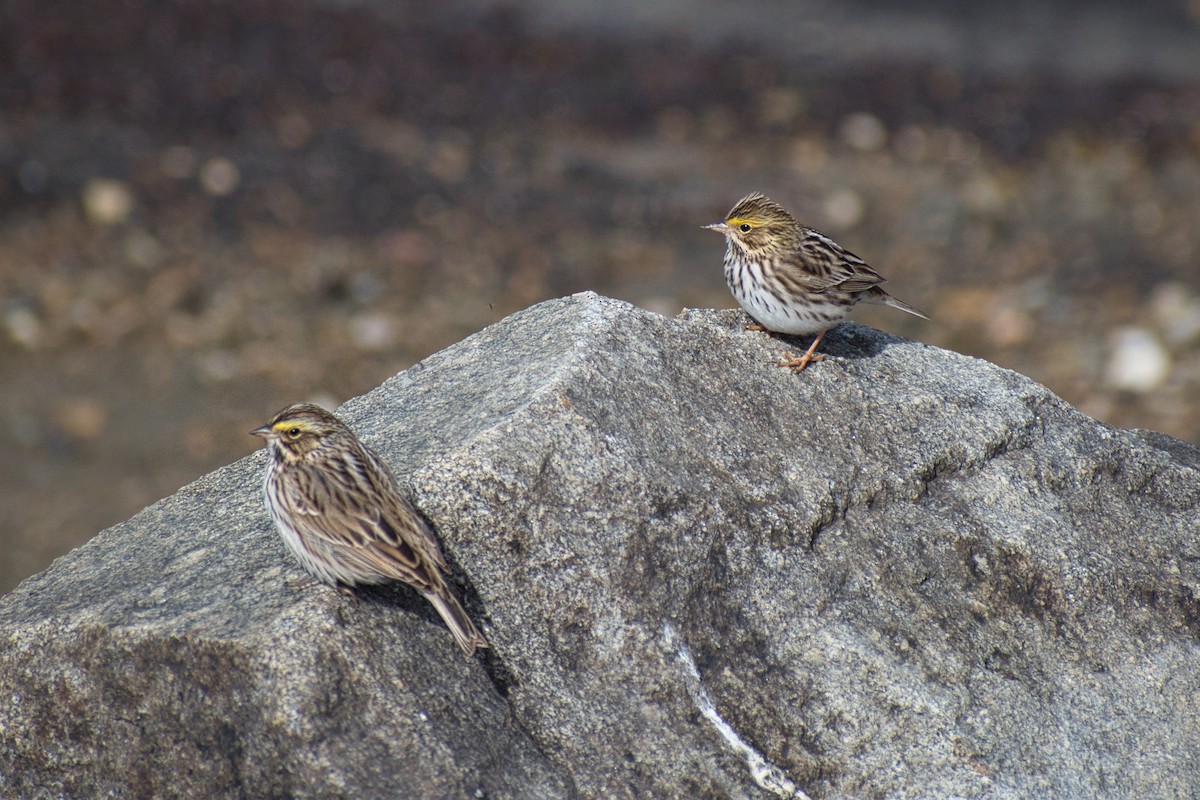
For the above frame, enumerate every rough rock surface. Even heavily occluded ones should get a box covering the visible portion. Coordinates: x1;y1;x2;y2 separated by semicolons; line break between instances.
3;291;1199;799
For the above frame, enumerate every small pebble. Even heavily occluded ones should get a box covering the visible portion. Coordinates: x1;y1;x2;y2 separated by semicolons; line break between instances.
81;179;135;225
840;112;887;151
1151;283;1200;347
55;398;107;441
4;306;43;349
199;157;241;196
348;313;396;351
823;188;865;228
1105;327;1170;393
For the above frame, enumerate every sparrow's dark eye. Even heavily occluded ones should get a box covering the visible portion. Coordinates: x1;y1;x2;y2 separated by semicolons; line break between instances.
287;427;302;439
739;223;752;233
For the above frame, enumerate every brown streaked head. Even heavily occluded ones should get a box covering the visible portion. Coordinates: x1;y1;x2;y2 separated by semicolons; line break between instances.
703;192;801;256
250;402;350;459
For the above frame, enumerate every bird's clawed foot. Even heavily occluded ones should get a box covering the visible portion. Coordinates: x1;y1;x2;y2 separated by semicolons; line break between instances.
336;584;362;604
777;331;828;373
777;352;826;372
286;576;361;604
286;575;319;592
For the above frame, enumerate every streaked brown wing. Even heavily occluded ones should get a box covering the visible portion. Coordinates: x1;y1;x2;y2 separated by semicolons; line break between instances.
277;450;447;589
360;447;449;571
347;494;448;590
778;229;888;295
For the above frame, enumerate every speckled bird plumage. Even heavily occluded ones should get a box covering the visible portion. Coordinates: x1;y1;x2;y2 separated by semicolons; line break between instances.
706;192;927;371
251;403;488;656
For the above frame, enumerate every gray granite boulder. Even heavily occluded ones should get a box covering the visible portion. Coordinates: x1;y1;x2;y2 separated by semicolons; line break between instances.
3;291;1199;799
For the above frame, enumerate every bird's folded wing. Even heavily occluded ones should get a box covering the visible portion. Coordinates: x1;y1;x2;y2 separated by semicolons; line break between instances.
283;480;446;588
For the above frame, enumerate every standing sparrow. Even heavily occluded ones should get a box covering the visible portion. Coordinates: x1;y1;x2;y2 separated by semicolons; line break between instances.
706;192;928;371
251;403;488;656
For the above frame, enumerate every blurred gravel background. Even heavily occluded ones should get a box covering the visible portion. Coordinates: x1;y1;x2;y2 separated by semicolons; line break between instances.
3;0;1200;593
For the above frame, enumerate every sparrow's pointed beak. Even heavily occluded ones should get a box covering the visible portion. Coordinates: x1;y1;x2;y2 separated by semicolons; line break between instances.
703;222;729;233
249;424;274;439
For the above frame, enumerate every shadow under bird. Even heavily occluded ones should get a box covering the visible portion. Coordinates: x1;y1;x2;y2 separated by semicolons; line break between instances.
251;403;488;656
706;191;928;372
